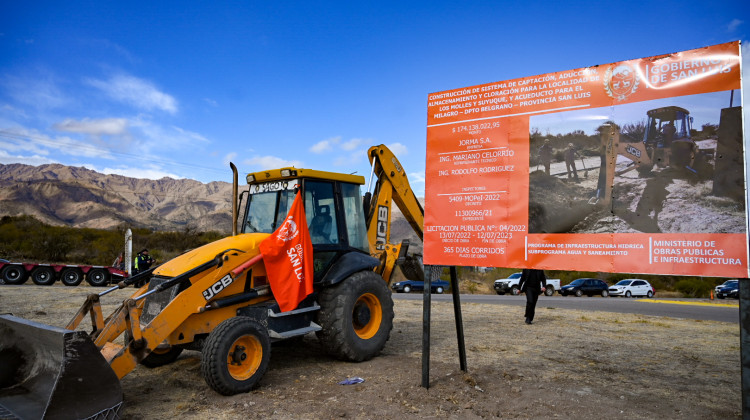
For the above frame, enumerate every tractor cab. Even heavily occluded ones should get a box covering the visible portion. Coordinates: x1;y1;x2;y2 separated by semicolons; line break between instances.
242;168;371;282
644;106;693;148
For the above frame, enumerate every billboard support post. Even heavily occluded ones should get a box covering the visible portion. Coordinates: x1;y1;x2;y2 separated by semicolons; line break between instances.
421;265;433;388
422;265;467;388
449;266;467;372
740;278;749;418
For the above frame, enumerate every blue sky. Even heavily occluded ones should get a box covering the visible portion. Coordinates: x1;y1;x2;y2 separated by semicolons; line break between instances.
1;1;748;196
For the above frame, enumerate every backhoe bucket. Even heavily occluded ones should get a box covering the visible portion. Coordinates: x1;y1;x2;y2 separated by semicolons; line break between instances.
0;314;123;420
399;254;425;282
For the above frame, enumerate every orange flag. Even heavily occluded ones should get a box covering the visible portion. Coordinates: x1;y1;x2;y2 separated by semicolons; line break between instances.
259;191;314;312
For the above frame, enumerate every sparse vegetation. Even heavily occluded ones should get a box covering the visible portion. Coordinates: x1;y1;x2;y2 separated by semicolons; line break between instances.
0;215;224;266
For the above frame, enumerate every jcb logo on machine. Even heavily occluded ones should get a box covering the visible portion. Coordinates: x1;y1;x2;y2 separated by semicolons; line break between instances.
202;274;234;300
625;145;641;158
376;205;388;250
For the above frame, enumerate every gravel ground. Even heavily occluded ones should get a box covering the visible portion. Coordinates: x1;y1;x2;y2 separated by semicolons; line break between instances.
0;284;742;419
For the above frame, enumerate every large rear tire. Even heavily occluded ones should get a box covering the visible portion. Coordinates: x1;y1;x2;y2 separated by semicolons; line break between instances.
31;267;56;286
316;270;394;362
201;317;270;396
1;265;28;285
140;345;184;368
544;286;554;296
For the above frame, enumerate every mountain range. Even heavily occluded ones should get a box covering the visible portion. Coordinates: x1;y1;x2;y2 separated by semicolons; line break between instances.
0;163;233;232
0;163;423;252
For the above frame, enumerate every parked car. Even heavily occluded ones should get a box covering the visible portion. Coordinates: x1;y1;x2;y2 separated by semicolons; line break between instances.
391;279;449;294
609;279;654;298
715;279;738;296
559;278;609;297
493;272;561;296
716;281;739;299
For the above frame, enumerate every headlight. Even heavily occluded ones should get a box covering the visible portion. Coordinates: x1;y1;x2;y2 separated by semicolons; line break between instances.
246;174;255;183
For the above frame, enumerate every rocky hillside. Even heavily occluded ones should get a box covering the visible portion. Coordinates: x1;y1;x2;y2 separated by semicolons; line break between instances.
0;163;233;232
0;164;424;244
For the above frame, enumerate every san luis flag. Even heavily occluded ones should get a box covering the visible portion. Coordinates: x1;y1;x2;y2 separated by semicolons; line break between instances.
259;191;314;312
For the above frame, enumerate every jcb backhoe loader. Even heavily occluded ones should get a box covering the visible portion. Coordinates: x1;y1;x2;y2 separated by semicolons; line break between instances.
0;145;425;419
594;103;740;207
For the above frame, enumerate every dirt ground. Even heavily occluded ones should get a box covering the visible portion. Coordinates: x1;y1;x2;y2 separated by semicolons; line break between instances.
529;156;745;235
0;284;742;419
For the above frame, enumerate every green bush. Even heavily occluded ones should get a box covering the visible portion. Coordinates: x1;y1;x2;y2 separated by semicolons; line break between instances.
674;278;714;298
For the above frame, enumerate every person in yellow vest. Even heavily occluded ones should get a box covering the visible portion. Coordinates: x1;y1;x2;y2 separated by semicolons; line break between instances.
133;249;154;275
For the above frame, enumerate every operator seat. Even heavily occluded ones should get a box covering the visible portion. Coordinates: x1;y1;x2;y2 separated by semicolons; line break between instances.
311;205;332;243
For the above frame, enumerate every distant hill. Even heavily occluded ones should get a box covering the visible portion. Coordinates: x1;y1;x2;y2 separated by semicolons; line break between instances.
0;164;424;246
0;163;233;232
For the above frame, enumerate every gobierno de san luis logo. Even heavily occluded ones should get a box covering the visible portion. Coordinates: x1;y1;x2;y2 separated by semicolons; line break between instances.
604;63;640;101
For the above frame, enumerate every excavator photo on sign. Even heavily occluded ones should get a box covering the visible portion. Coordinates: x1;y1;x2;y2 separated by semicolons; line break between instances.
0;144;425;419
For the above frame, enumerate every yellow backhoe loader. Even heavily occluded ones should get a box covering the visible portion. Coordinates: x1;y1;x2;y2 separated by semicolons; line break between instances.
0;144;424;419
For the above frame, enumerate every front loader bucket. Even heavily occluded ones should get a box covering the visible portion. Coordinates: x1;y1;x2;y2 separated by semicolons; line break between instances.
0;314;123;420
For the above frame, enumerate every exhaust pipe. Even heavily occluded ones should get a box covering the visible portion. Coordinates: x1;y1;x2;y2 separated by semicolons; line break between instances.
0;314;123;419
231;162;238;236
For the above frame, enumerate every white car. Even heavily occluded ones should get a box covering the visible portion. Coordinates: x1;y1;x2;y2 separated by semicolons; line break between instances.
608;279;654;298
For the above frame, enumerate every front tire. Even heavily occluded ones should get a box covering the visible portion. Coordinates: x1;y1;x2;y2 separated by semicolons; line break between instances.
435;286;444;294
625;291;632;298
141;345;184;368
31;267;56;286
201;317;270;395
316;271;394;362
403;285;411;293
574;289;583;297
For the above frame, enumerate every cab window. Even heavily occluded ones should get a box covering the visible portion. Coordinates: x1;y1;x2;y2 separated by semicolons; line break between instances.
340;182;369;252
304;180;339;245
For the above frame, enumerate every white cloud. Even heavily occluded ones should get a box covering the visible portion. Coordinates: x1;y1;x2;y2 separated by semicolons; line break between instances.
242;155;303;170
2;73;68;110
203;98;218;107
172;126;209;142
385;142;408;156
408;171;425;184
727;19;743;32
98;165;182;180
341;138;366;151
310;136;341;154
223;152;238;166
87;74;178;114
0;149;56;166
53;118;129;136
128;117;208;151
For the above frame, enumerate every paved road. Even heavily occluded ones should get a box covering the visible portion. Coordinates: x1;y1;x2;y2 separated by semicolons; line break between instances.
393;293;740;323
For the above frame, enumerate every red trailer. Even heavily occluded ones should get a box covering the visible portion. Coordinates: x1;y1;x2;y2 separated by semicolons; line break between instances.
0;260;128;287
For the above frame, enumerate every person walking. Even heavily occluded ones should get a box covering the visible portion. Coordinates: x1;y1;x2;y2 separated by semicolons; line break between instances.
518;268;547;324
538;139;552;175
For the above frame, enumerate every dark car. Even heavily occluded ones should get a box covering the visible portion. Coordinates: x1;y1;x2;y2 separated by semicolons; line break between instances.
391;279;449;294
717;282;739;299
715;279;738;296
559;278;609;297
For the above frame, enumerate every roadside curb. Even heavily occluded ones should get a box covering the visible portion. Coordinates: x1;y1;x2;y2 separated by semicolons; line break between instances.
639;299;738;308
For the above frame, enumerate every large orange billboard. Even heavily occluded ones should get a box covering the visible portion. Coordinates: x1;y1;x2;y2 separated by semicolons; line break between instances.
423;41;746;277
